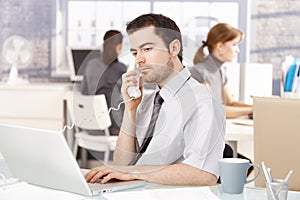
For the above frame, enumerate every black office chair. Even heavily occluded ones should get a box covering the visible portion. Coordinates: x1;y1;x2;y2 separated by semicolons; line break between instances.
217;143;233;183
223;143;234;158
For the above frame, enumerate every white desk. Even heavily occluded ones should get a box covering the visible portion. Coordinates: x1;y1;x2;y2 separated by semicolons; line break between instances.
1;159;300;200
225;119;253;158
145;184;300;200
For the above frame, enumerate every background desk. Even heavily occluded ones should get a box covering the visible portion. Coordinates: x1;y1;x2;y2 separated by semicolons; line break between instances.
0;83;71;130
225;119;253;159
0;83;74;158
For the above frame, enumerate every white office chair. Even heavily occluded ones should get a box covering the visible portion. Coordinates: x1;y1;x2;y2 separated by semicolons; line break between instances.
67;92;117;168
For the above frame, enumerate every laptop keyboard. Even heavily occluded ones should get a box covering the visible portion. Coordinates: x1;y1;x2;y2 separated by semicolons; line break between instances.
88;179;120;191
88;182;109;191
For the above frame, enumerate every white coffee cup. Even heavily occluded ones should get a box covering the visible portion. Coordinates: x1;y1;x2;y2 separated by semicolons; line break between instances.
219;158;261;194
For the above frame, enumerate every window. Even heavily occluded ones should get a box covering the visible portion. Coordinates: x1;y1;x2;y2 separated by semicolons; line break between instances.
67;1;150;46
52;0;250;77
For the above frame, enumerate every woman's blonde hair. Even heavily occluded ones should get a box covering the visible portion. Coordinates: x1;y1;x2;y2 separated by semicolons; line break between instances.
193;23;243;64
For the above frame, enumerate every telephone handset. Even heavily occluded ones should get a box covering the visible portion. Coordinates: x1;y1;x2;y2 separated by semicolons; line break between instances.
127;67;141;99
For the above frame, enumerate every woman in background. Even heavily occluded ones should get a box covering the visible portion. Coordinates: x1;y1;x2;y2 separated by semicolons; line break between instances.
190;23;252;118
191;23;253;176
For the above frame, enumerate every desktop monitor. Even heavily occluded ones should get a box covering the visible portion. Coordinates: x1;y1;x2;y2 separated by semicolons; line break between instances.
67;46;101;82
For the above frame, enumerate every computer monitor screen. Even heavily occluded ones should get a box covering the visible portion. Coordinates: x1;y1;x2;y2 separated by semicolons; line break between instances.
67;46;101;81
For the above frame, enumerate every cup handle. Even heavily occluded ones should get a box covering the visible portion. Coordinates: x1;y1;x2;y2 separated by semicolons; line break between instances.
245;163;261;184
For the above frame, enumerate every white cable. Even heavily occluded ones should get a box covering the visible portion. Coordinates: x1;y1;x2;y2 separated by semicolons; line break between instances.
60;123;75;132
104;97;134;116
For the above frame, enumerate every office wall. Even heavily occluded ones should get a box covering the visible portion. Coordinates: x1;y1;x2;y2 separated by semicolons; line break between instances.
251;0;300;95
1;0;300;90
0;0;52;80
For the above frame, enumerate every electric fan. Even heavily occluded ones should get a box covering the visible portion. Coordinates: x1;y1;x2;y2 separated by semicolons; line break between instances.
2;35;33;85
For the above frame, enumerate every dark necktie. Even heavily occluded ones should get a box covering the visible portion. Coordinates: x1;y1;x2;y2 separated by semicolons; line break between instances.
129;91;164;165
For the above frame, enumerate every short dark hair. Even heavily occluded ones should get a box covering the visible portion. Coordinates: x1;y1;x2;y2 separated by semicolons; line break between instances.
102;29;123;65
126;13;183;62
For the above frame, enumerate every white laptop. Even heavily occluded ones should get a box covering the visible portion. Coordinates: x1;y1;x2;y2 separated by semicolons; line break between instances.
0;123;145;196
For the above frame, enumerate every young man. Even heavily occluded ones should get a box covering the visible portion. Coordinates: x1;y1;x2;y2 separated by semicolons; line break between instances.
85;13;225;186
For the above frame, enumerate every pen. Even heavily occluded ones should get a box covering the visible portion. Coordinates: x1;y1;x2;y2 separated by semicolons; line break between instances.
275;170;293;196
262;162;278;200
268;168;273;182
261;162;271;183
284;170;293;183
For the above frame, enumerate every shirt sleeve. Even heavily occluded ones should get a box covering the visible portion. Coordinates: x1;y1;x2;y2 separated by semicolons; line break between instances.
182;93;225;177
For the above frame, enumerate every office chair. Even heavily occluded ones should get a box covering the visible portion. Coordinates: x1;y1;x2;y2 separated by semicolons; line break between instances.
67;92;117;168
217;143;234;183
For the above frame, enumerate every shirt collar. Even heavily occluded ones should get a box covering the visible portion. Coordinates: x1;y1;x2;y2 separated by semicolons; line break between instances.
159;67;191;101
208;54;223;69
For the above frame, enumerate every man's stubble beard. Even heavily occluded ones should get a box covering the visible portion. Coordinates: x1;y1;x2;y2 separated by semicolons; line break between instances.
142;56;174;84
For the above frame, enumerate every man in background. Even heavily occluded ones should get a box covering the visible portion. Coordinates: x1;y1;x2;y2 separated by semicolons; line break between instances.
81;30;127;136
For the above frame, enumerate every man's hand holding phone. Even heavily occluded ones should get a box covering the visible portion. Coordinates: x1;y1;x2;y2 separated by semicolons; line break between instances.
121;68;143;111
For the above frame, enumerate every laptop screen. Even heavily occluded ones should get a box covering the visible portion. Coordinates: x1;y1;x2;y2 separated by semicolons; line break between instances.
0;123;93;195
0;123;145;196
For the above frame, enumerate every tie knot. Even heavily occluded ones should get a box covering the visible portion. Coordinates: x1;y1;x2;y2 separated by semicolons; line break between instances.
154;91;164;105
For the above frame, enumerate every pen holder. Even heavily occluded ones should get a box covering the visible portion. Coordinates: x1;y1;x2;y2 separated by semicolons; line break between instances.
266;179;289;200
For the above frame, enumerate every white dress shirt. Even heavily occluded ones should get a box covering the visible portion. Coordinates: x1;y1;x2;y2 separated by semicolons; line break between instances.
135;67;225;177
